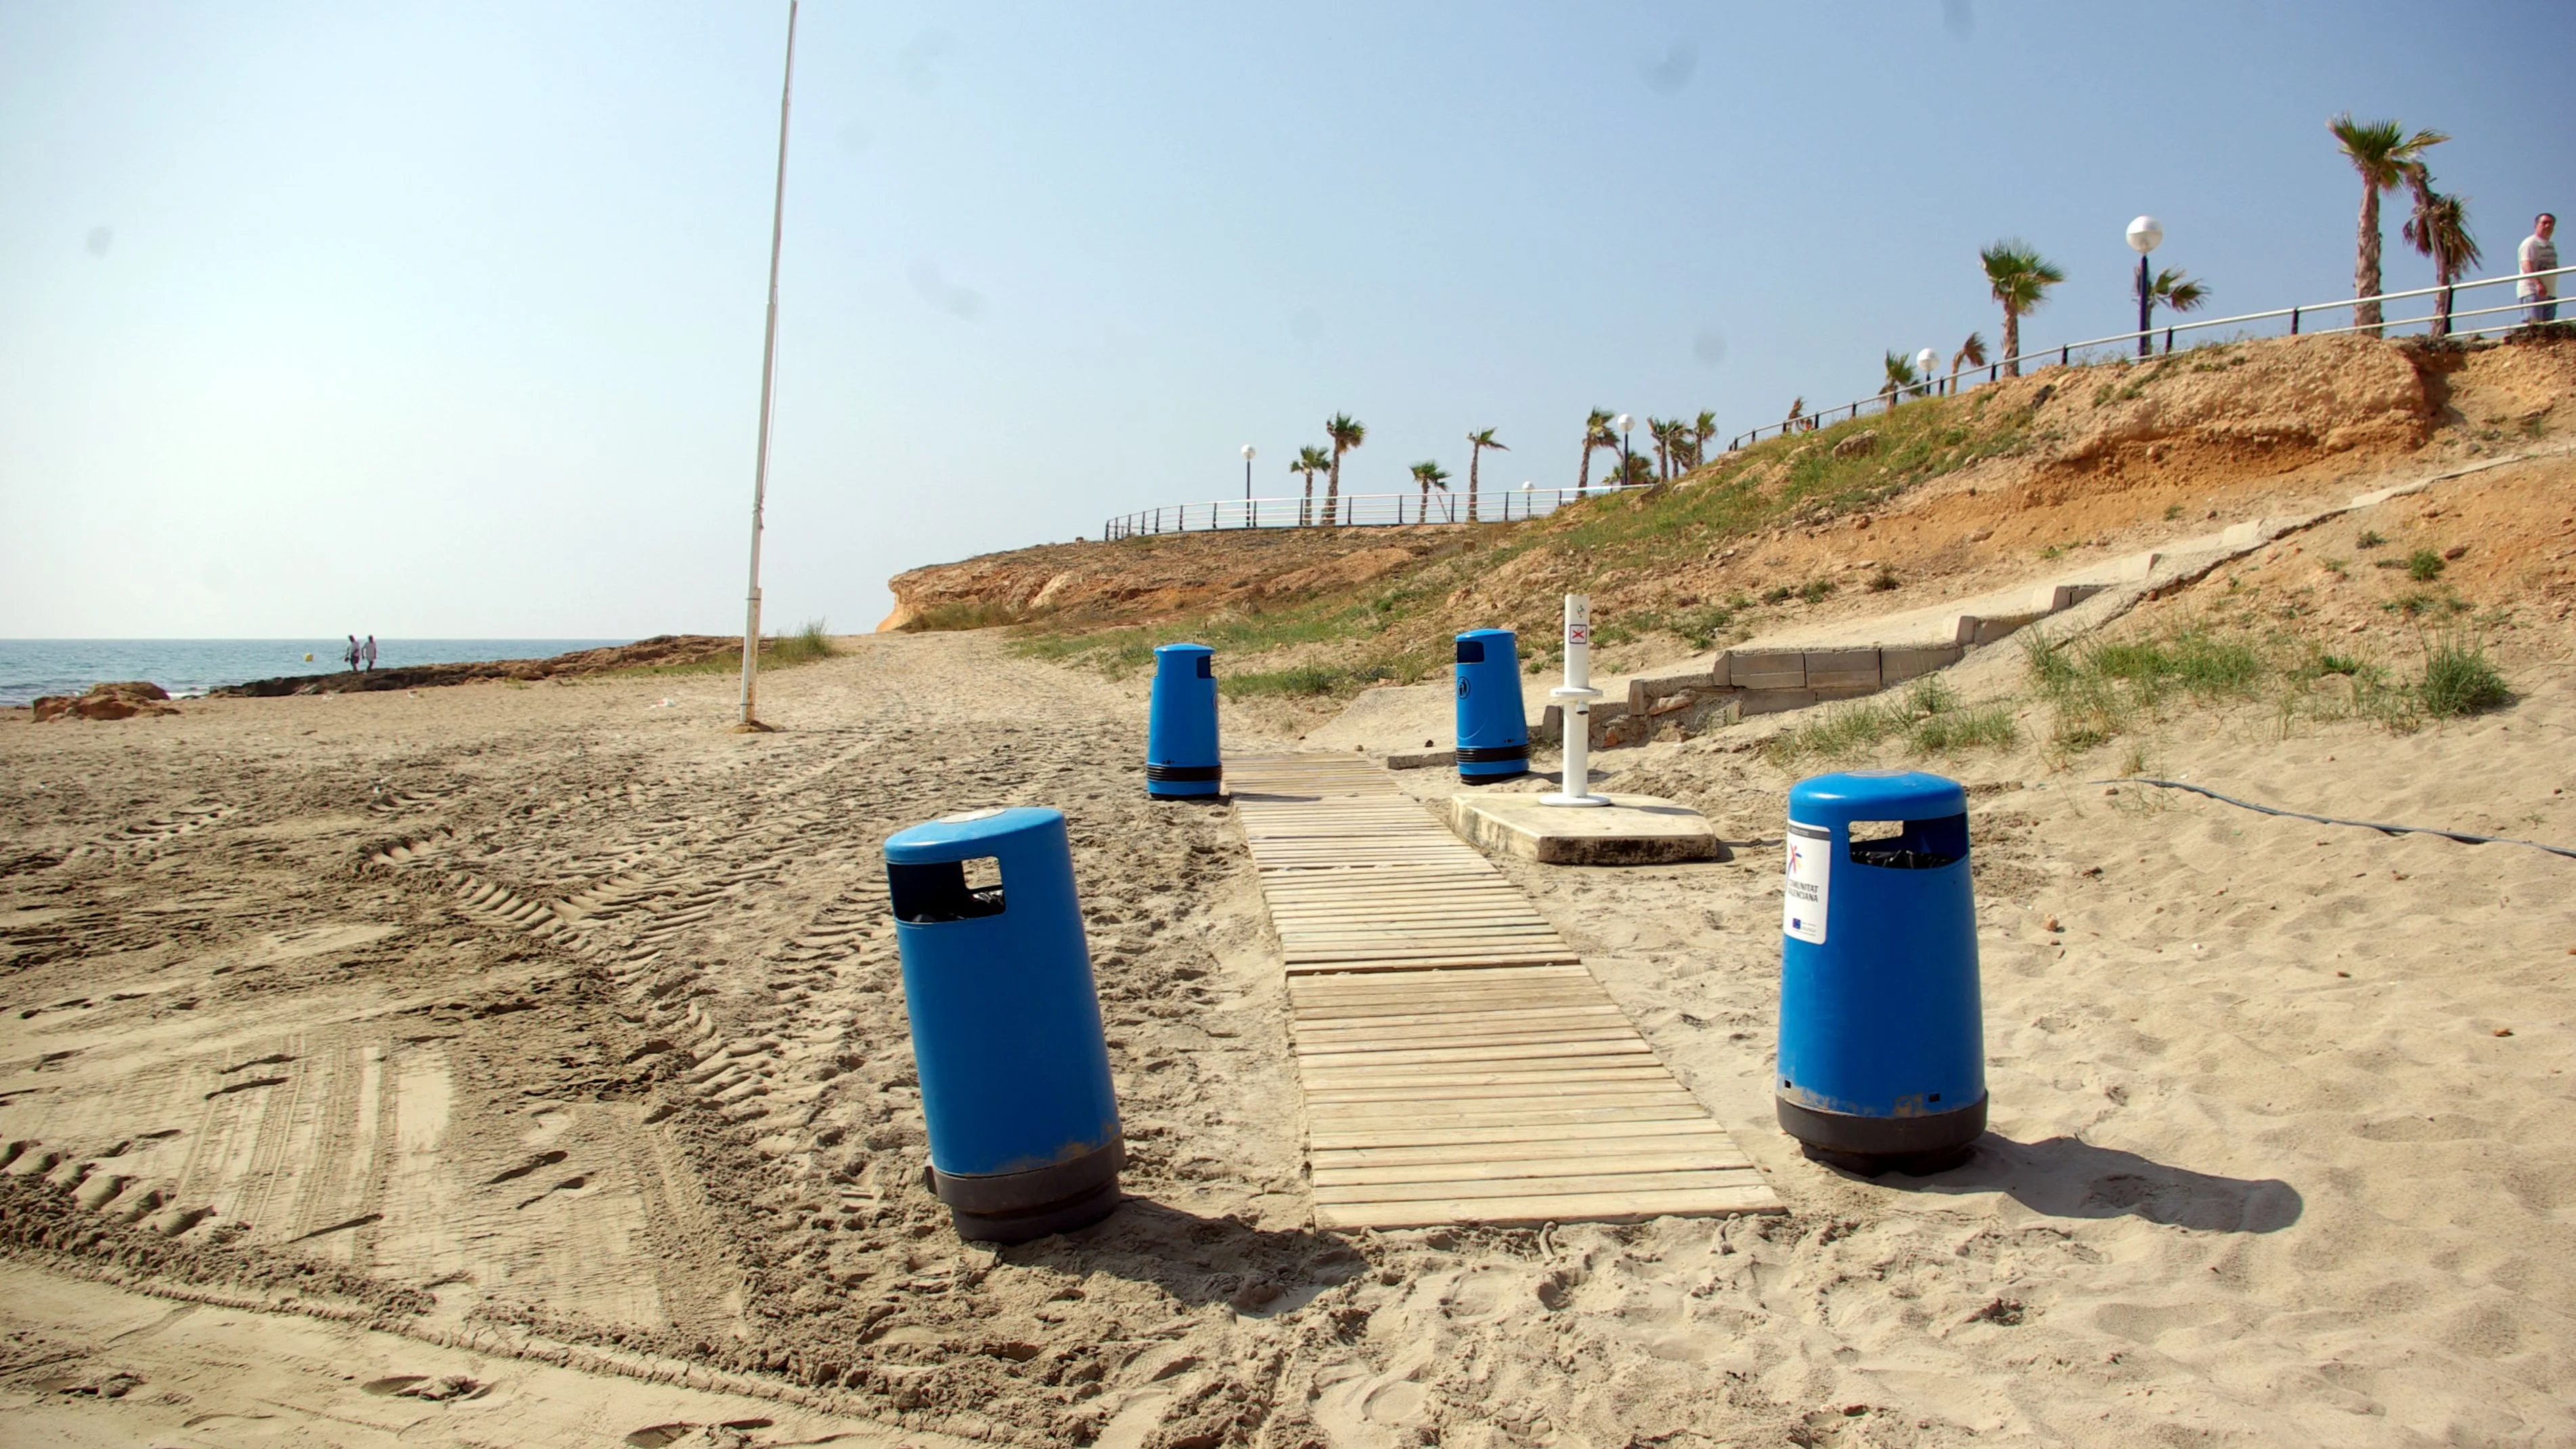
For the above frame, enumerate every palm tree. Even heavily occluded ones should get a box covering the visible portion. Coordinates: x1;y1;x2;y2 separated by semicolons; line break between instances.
1323;413;1364;527
1463;428;1506;522
1410;460;1452;522
1980;240;2065;378
1880;351;1919;408
1606;451;1656;489
1645;418;1678;480
2331;113;2449;335
1291;445;1331;526
2403;185;2481;336
1576;408;1614;496
1948;332;1988;394
1784;397;1806;433
1691;409;1718;466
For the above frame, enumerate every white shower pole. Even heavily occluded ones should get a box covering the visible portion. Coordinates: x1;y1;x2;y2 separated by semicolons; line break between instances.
1541;594;1607;807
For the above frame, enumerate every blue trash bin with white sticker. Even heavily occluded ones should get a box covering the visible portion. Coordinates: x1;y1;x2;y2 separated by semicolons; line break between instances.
1452;629;1530;782
885;806;1124;1242
1776;770;1986;1175
1147;643;1220;799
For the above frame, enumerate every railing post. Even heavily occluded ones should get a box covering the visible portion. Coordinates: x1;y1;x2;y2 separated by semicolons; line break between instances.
2290;307;2299;336
2164;327;2173;354
2060;345;2069;367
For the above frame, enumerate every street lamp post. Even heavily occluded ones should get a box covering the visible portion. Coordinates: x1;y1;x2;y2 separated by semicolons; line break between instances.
1915;347;1940;399
1613;413;1635;489
1240;444;1255;526
2127;215;2163;358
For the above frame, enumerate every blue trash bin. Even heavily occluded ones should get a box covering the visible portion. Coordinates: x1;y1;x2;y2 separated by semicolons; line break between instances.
885;806;1124;1242
1775;770;1986;1175
1147;643;1220;799
1453;629;1530;783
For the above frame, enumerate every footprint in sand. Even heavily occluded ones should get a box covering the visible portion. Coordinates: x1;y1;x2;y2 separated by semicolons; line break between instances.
515;1174;590;1210
361;1374;485;1401
203;1075;288;1100
624;1420;773;1448
485;1149;569;1185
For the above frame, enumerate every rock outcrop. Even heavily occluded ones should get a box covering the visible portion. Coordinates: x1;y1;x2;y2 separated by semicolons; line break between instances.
32;681;179;722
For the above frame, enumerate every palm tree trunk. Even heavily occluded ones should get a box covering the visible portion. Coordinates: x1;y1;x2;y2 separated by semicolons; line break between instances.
2356;185;2384;335
2001;307;2021;378
1301;475;1313;527
1467;450;1480;523
1325;455;1341;527
1576;445;1592;498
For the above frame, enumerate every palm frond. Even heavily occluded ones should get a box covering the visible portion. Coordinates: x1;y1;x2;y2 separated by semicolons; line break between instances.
2403;189;2483;280
2150;268;2212;312
1980;240;2065;311
2331;113;2449;188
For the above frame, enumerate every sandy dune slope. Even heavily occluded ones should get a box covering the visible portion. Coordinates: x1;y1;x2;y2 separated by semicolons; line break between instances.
4;617;2573;1446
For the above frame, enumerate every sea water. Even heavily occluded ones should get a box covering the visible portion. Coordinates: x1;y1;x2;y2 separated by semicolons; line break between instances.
0;640;629;707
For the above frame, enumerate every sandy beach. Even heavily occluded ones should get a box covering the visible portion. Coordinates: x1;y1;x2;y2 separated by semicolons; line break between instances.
2;596;2571;1447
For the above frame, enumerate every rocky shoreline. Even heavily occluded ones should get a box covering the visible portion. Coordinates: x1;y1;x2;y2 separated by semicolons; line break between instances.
206;635;739;698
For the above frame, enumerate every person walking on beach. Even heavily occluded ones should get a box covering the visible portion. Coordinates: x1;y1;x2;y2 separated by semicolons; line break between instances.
2521;213;2558;324
345;635;361;673
361;635;378;671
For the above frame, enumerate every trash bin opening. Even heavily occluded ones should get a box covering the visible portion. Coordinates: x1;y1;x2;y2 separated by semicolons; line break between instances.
1846;813;1968;870
891;857;1008;922
1455;640;1487;665
1195;654;1214;679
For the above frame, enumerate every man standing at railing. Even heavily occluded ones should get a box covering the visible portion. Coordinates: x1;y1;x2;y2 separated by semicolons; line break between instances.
2521;213;2558;324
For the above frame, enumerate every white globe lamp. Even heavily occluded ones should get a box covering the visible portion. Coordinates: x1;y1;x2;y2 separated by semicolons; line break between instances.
2127;215;2164;356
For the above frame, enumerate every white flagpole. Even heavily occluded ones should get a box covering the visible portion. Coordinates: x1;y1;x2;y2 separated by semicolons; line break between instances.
738;0;799;732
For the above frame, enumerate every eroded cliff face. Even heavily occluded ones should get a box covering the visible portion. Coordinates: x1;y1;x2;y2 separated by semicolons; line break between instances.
883;334;2571;644
880;532;1446;633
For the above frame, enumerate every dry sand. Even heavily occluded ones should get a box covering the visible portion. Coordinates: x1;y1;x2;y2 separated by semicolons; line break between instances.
4;593;2574;1446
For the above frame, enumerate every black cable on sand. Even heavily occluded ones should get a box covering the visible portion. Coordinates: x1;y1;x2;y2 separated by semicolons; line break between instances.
2093;777;2576;862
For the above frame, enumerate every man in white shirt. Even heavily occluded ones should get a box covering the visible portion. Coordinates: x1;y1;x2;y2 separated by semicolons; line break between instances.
2521;213;2558;325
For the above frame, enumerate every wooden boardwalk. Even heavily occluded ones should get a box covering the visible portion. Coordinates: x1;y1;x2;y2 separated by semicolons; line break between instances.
1226;754;1779;1230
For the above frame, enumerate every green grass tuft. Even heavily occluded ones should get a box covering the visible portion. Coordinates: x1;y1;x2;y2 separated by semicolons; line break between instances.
1765;669;2014;765
2416;638;2508;717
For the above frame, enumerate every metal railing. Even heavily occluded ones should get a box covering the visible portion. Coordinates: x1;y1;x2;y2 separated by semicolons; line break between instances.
1729;263;2576;451
1101;483;1653;541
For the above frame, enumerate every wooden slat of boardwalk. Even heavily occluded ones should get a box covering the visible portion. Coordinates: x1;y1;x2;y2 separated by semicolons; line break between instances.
1226;752;1779;1230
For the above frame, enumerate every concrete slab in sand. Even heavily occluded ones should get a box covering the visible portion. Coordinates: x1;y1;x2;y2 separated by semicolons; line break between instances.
1448;791;1724;866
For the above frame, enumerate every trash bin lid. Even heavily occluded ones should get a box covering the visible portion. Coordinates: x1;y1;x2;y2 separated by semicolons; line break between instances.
885;805;1064;864
1154;642;1213;659
1788;770;1967;826
1456;627;1515;642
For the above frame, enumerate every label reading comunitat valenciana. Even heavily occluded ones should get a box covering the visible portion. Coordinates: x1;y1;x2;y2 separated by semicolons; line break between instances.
1783;821;1831;944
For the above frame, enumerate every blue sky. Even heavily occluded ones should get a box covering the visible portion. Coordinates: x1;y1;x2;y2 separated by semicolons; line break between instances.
4;1;2571;638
